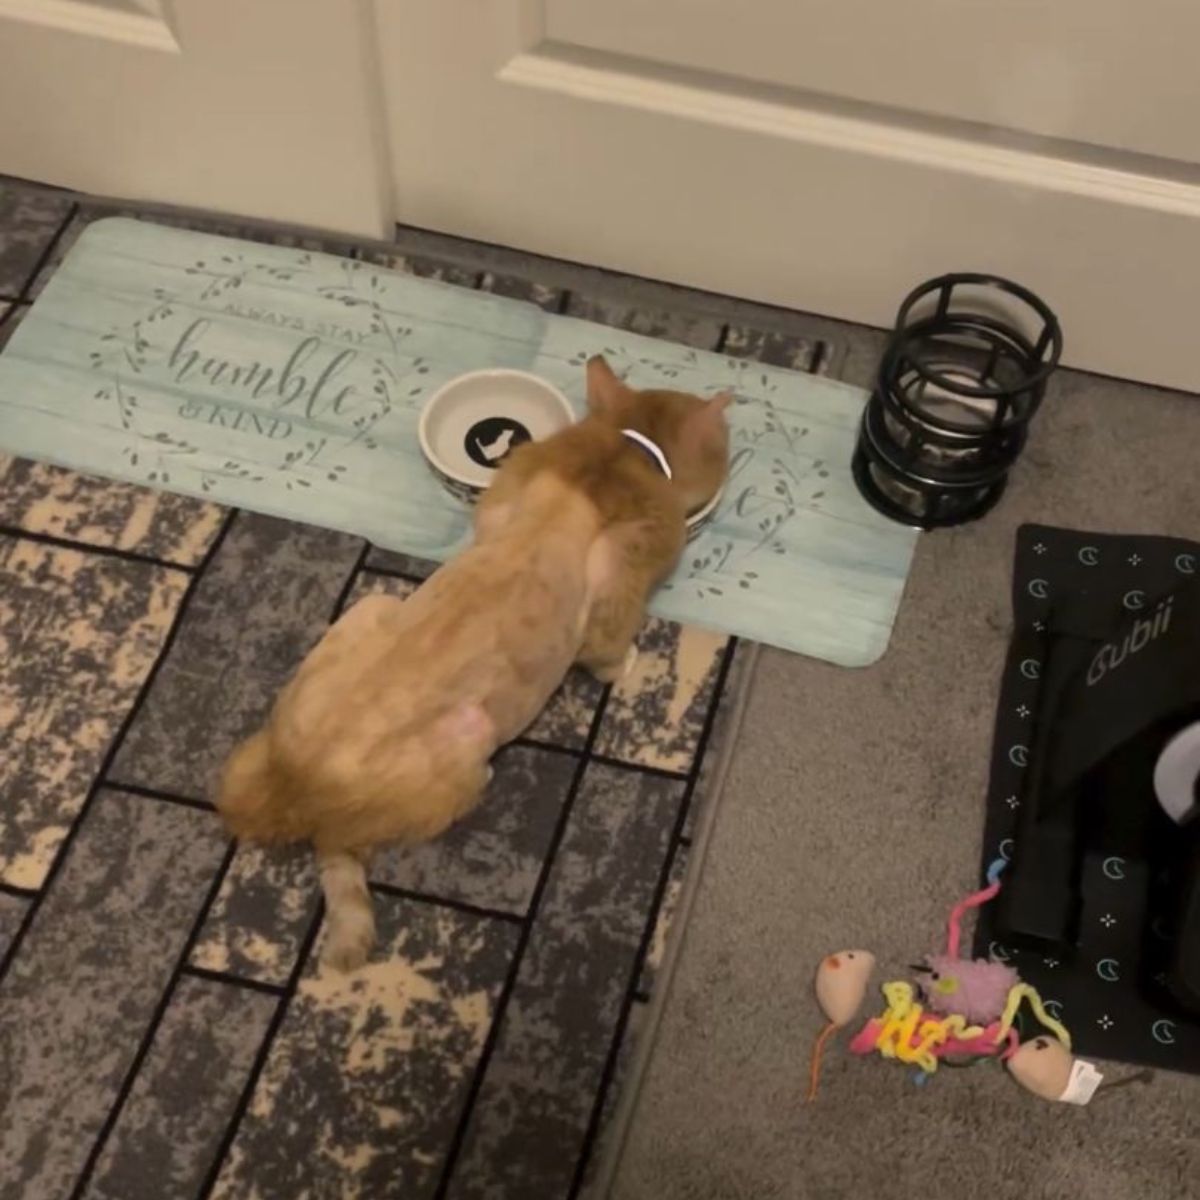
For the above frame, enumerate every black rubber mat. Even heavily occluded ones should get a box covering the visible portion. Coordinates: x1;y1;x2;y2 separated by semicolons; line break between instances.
975;523;1200;1072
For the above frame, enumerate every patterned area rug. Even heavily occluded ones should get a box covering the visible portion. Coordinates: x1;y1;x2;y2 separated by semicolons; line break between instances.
0;180;822;1200
0;462;751;1199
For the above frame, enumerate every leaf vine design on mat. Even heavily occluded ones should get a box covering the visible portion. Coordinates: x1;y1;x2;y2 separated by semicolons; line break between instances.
87;297;198;487
564;343;702;383
276;437;352;493
314;261;437;440
87;359;268;494
82;249;419;494
182;249;313;299
87;290;274;492
660;401;831;599
179;248;407;463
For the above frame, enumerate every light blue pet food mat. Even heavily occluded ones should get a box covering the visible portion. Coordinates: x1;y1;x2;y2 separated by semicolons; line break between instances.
0;219;916;666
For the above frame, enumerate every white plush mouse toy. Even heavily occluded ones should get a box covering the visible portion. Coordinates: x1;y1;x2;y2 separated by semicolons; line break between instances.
808;949;876;1101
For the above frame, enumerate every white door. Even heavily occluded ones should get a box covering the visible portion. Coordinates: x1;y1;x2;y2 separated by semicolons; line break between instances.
0;0;391;236
377;1;1200;392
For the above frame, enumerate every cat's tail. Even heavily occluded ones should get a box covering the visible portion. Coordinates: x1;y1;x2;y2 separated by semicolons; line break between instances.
215;730;309;843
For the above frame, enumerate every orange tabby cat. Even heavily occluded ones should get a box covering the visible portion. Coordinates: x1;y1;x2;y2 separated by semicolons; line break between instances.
216;355;731;969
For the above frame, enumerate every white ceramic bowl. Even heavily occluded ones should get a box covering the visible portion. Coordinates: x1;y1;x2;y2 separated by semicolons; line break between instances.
686;484;725;541
418;369;576;503
418;367;726;536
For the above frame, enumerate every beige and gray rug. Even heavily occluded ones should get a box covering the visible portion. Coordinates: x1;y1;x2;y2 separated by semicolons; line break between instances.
0;178;826;1200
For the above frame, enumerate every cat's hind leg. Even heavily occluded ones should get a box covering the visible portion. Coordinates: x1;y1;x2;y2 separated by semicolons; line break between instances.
316;704;496;972
318;848;376;972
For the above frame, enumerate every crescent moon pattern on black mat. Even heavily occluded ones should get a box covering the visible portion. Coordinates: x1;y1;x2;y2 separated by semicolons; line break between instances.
1152;1019;1178;1045
973;524;1200;1073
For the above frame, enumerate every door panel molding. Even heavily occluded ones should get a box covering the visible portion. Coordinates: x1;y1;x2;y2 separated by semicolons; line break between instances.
499;40;1200;218
0;0;179;52
0;0;390;236
382;0;1200;389
543;0;1200;163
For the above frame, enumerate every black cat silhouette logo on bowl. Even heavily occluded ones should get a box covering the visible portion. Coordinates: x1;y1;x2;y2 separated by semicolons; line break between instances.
464;416;532;469
418;369;575;505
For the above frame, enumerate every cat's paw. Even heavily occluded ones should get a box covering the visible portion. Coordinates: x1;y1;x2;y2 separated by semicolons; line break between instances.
322;908;376;973
617;644;640;680
591;644;639;684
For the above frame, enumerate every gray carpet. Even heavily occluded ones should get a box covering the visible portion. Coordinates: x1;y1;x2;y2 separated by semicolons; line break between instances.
608;341;1200;1200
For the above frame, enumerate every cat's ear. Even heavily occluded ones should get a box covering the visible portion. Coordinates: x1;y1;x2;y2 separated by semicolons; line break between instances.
693;390;733;430
680;391;732;456
586;355;631;416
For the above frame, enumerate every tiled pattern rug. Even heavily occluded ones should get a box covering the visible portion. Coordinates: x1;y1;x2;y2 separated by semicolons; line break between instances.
0;178;829;1200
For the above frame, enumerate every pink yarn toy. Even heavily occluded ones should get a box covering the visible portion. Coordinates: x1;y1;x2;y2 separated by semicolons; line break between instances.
845;861;1070;1076
908;873;1019;1025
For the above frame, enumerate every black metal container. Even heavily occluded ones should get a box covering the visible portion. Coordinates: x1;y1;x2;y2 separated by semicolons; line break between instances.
853;273;1063;529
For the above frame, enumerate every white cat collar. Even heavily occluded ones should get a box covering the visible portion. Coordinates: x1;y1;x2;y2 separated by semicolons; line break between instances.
620;429;673;480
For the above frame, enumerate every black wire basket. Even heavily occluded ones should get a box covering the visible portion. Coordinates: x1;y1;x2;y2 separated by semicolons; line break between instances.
853;273;1063;529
